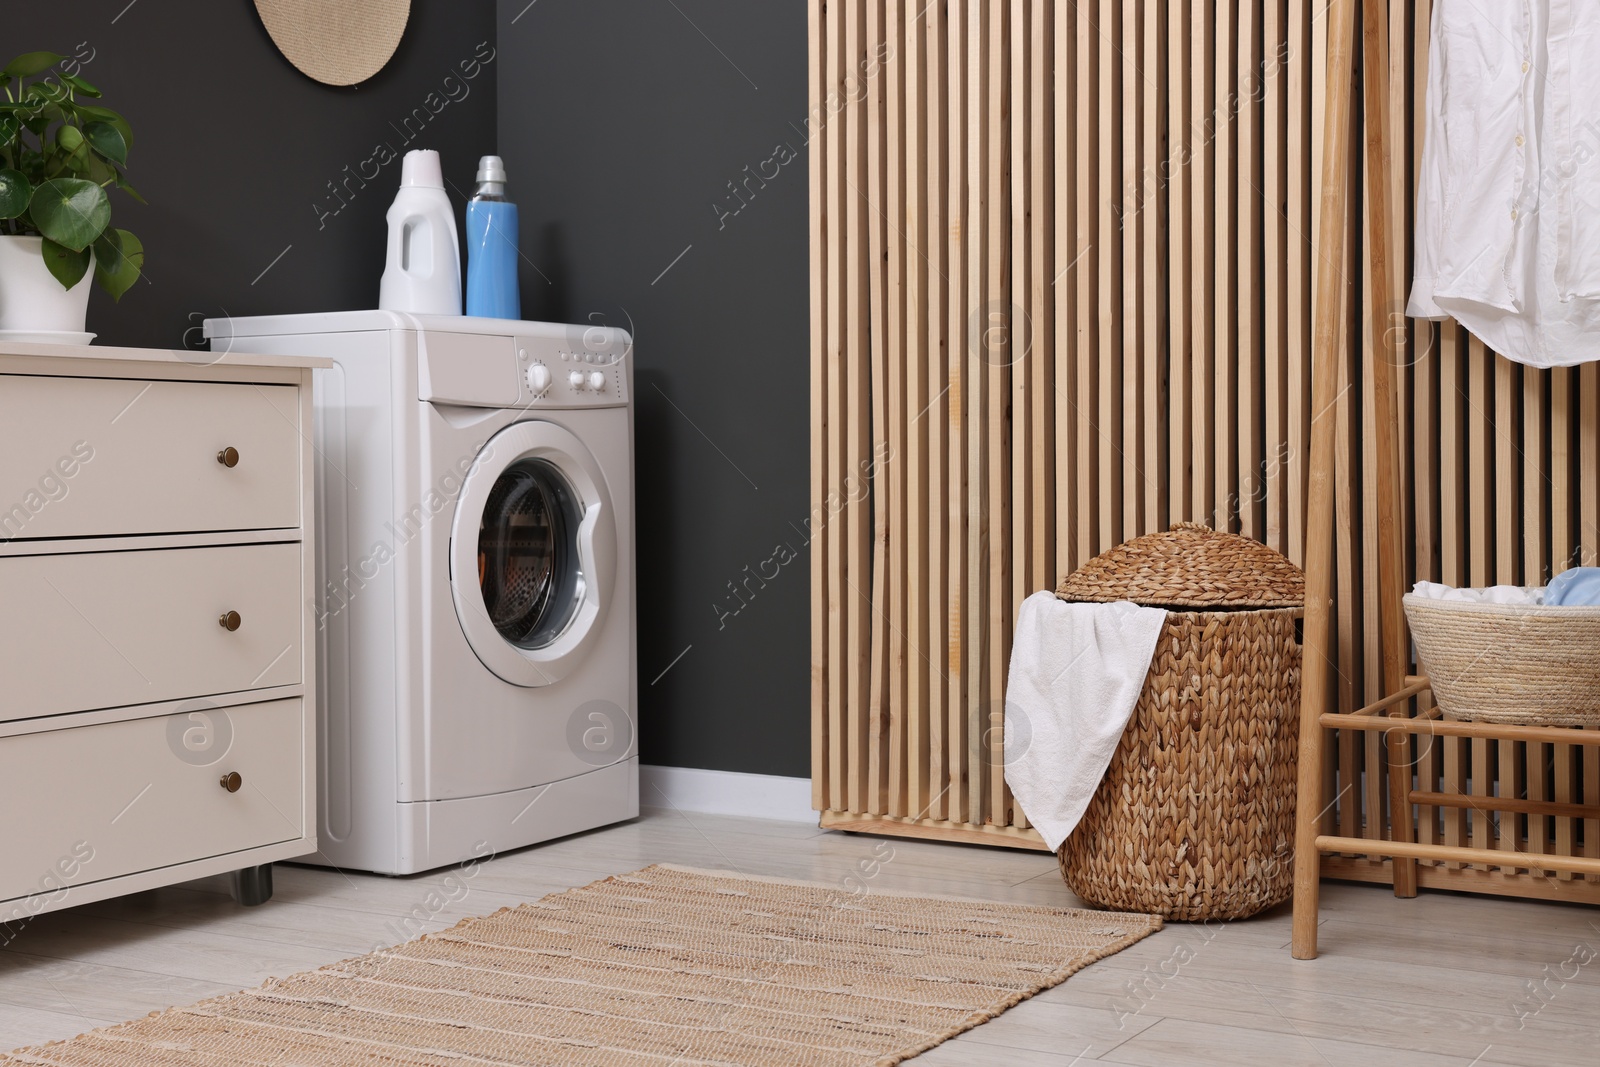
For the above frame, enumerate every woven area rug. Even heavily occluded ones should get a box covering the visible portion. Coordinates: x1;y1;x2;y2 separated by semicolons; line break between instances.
2;863;1161;1066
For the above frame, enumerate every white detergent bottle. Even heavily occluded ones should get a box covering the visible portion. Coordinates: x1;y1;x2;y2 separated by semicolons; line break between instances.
378;149;462;314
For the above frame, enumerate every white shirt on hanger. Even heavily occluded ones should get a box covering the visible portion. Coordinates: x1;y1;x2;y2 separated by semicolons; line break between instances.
1409;0;1600;367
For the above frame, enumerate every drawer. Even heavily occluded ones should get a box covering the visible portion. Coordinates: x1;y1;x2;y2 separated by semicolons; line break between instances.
0;543;302;720
0;698;305;907
0;375;301;540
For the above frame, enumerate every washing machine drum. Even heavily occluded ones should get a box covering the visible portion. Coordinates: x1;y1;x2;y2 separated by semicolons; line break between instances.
478;459;580;647
451;421;616;687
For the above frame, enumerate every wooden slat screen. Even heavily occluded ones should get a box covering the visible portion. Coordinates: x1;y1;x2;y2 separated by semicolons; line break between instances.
811;0;1600;899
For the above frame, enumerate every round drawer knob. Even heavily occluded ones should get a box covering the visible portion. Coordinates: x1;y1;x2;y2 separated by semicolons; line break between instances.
218;610;242;631
217;446;240;468
219;771;242;793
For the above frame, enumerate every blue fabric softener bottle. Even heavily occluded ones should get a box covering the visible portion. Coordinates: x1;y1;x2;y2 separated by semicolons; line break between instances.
464;154;520;319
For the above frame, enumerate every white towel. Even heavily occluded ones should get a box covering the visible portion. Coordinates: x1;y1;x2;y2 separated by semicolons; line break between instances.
1411;581;1544;605
1004;591;1168;851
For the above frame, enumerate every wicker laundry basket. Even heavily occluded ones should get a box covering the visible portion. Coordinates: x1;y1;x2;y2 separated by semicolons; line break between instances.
1402;595;1600;726
1054;522;1305;921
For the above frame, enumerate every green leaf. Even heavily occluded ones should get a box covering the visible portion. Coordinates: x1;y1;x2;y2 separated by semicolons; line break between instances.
75;105;131;149
113;173;146;205
83;153;116;185
24;79;67;104
48;137;91;180
83;121;125;165
40;236;90;291
28;177;108;250
55;123;83;153
0;168;29;218
62;73;99;97
93;228;142;302
3;52;63;78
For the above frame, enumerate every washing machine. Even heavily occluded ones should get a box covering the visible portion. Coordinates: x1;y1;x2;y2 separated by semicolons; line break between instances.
203;311;637;874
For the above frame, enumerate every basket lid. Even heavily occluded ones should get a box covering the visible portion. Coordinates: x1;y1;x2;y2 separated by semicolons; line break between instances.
1056;522;1304;608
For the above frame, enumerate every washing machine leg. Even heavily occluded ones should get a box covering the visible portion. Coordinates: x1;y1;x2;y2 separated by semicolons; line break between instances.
229;864;275;907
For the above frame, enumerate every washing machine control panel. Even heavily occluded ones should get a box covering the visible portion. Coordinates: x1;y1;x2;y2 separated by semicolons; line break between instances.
415;325;630;409
514;331;630;409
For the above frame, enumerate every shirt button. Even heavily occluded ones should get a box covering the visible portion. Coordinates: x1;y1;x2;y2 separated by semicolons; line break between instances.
1516;134;1525;147
1511;209;1519;220
1523;61;1531;73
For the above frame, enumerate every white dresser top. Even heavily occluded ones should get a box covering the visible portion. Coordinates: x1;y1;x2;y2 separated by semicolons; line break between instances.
0;339;332;370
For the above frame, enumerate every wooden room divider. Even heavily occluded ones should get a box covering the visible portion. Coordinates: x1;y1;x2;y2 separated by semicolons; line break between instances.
809;0;1600;901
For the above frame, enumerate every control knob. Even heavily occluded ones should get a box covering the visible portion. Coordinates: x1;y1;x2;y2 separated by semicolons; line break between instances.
526;364;552;393
568;370;586;388
587;370;606;390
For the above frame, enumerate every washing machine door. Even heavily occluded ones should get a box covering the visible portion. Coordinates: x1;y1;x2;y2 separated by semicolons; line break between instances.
450;420;616;687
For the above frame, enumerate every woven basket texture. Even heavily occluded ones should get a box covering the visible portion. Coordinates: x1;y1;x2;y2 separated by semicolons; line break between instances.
1055;521;1304;608
1403;594;1600;726
1057;608;1302;920
1054;524;1304;921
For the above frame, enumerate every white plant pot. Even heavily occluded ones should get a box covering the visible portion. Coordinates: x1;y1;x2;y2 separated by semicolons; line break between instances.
0;235;93;333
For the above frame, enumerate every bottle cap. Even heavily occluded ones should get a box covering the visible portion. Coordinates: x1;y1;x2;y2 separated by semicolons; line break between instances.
476;155;508;184
399;149;444;188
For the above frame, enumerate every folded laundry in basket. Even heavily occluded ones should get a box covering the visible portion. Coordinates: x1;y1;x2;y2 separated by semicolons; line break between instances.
1003;591;1167;852
1545;567;1600;606
1411;581;1544;605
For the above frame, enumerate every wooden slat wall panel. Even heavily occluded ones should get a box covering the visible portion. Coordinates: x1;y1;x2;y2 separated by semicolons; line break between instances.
902;0;928;822
1192;0;1215;531
948;0;970;827
1056;0;1081;591
926;1;949;824
812;0;1600;895
980;0;1007;827
806;0;826;815
1098;0;1122;551
1289;0;1312;570
1143;0;1165;537
1018;0;1052;831
844;0;871;818
1167;4;1191;529
870;0;896;825
1121;0;1143;538
822;0;846;816
883;0;908;819
1263;0;1287;553
1214;0;1237;536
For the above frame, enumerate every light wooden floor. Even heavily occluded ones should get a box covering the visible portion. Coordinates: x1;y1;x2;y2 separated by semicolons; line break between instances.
1;806;1596;1065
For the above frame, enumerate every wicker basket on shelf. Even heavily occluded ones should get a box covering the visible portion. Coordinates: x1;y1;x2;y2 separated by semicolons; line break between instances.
1402;595;1600;726
1054;522;1304;921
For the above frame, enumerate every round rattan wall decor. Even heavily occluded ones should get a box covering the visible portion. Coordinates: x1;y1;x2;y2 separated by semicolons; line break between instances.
253;0;411;87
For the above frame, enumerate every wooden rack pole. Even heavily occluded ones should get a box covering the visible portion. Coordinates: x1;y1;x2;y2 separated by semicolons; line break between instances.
1408;792;1600;820
1313;837;1600;877
1348;676;1430;716
1360;0;1416;898
1320;712;1600;747
1292;0;1358;962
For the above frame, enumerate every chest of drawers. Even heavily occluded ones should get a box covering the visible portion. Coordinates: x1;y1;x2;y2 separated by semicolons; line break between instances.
0;341;328;922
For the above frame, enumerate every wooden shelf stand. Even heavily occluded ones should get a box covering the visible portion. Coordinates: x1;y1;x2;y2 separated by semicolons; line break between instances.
1292;0;1600;957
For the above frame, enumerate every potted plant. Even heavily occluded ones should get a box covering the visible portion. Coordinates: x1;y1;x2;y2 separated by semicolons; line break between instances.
0;50;143;339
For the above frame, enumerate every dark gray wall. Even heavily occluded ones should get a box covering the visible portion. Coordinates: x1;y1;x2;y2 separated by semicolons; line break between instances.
11;0;809;779
9;1;498;350
497;1;810;777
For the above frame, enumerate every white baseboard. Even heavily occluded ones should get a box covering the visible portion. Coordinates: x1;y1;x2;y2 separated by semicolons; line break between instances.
639;765;816;825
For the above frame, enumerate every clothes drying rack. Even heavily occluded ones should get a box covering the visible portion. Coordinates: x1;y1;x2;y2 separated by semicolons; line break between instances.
1290;0;1600;959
